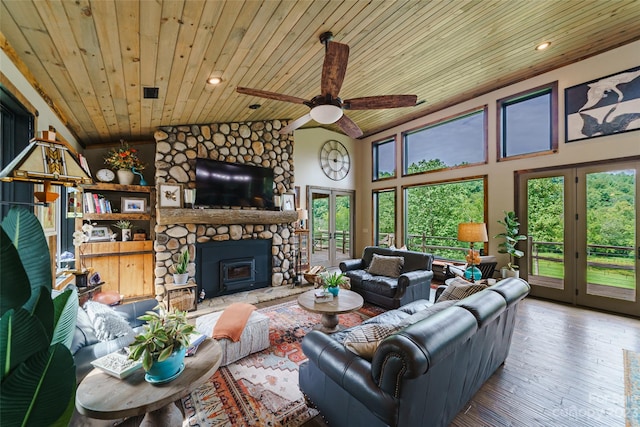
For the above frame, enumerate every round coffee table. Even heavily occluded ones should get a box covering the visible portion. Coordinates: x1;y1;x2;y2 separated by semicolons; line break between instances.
76;339;222;426
297;288;364;333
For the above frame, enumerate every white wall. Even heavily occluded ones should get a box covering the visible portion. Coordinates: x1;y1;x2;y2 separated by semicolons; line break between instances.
352;40;640;264
1;50;80;150
292;127;358;210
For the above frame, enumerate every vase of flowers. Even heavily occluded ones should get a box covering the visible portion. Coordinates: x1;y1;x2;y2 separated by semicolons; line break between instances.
104;140;145;185
72;222;94;286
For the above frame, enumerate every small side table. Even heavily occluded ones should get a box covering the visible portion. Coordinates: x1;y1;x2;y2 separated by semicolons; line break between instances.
166;282;198;312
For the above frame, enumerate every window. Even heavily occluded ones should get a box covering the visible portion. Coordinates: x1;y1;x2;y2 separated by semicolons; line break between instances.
498;82;558;159
373;189;396;247
404;177;486;260
372;138;395;180
403;108;486;175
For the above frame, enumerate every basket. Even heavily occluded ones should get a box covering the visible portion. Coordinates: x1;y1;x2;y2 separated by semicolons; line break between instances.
168;288;195;312
304;273;319;284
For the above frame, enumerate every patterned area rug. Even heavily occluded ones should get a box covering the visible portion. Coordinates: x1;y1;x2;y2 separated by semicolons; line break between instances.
625;349;640;427
182;300;385;426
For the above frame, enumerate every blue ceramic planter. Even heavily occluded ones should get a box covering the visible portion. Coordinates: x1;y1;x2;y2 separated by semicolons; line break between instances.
145;347;186;382
464;266;482;281
327;286;339;296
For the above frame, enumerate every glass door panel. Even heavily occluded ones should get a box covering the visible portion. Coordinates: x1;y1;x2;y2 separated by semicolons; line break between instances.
309;188;354;268
578;164;638;314
520;171;575;303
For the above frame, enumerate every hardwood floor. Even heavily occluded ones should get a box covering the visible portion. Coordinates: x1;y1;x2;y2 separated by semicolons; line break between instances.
303;297;639;427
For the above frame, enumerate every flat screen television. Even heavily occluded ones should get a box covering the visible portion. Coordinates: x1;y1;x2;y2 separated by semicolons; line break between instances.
194;158;275;209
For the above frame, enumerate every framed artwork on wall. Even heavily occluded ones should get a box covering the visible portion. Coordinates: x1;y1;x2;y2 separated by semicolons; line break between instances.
565;65;640;142
159;183;183;208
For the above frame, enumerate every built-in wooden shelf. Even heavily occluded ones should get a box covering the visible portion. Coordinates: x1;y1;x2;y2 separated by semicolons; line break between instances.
156;208;298;225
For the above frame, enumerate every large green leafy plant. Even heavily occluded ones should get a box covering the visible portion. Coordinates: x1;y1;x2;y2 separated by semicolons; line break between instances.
495;211;527;270
1;207;78;426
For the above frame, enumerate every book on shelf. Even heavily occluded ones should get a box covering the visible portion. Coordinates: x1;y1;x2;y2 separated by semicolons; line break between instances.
90;349;142;379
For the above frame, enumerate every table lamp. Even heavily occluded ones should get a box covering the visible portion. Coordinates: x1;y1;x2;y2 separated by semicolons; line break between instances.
457;222;488;282
297;208;308;229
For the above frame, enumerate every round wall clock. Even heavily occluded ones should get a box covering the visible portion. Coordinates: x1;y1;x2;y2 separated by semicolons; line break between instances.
320;140;350;181
96;168;115;182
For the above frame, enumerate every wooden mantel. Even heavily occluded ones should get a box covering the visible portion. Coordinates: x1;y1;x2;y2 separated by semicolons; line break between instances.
156;208;298;226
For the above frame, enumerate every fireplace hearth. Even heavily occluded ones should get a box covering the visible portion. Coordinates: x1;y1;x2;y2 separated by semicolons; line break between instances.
196;239;272;297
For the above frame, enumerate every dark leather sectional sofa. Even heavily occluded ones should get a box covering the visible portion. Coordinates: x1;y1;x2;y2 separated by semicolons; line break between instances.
299;278;531;427
339;246;434;309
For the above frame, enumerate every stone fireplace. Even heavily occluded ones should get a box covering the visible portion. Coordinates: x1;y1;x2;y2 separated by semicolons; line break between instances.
152;120;297;306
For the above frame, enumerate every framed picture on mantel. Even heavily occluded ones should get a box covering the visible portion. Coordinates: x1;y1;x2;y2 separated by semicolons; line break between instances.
159;183;183;208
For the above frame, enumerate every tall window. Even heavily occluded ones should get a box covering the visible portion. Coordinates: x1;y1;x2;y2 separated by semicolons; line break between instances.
372;138;396;181
403;108;486;175
404;177;486;260
373;189;396;247
498;82;558;159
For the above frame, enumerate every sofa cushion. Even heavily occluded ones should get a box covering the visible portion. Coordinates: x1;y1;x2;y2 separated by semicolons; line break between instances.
355;276;398;298
343;323;404;360
84;300;134;341
437;277;487;302
398;300;458;327
367;254;404;278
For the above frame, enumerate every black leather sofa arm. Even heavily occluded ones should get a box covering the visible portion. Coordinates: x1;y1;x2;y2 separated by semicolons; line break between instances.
340;258;365;272
396;270;434;297
301;331;397;420
372;307;478;387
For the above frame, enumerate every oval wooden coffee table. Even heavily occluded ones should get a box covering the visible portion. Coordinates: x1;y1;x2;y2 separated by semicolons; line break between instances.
76;338;222;426
298;289;364;333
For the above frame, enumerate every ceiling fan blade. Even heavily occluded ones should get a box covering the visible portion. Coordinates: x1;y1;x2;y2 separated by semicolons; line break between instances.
279;113;313;134
321;42;349;98
336;114;363;138
237;87;307;105
344;95;418;110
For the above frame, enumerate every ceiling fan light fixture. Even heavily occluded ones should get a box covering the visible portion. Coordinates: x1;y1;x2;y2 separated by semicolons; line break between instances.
310;104;343;124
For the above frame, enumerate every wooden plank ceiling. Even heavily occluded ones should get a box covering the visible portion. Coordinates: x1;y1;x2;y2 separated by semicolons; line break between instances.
1;0;640;146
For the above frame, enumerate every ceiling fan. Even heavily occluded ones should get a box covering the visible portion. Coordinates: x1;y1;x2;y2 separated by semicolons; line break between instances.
236;32;417;138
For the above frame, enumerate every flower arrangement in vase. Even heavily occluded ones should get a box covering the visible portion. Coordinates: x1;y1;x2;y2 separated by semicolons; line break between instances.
104;140;145;185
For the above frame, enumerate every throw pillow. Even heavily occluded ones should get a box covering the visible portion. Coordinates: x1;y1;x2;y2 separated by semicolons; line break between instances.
84;300;133;341
367;254;404;278
398;299;458;327
436;277;487;303
343;323;404;361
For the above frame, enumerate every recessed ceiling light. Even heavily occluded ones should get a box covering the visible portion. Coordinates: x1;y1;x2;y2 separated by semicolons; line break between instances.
207;77;222;85
249;104;261;110
535;42;551;51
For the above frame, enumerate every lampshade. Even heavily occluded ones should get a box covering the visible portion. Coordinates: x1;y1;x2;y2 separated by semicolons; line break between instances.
309;104;343;124
457;222;488;243
297;208;308;221
0;138;92;202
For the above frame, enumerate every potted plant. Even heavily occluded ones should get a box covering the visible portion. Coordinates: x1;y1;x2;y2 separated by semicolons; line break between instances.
495;211;527;278
1;207;78;426
112;219;133;241
170;248;190;285
128;308;195;382
104;139;145;185
321;271;348;296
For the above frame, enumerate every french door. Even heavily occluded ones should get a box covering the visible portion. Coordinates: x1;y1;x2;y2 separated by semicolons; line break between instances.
308;187;354;268
518;160;639;316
